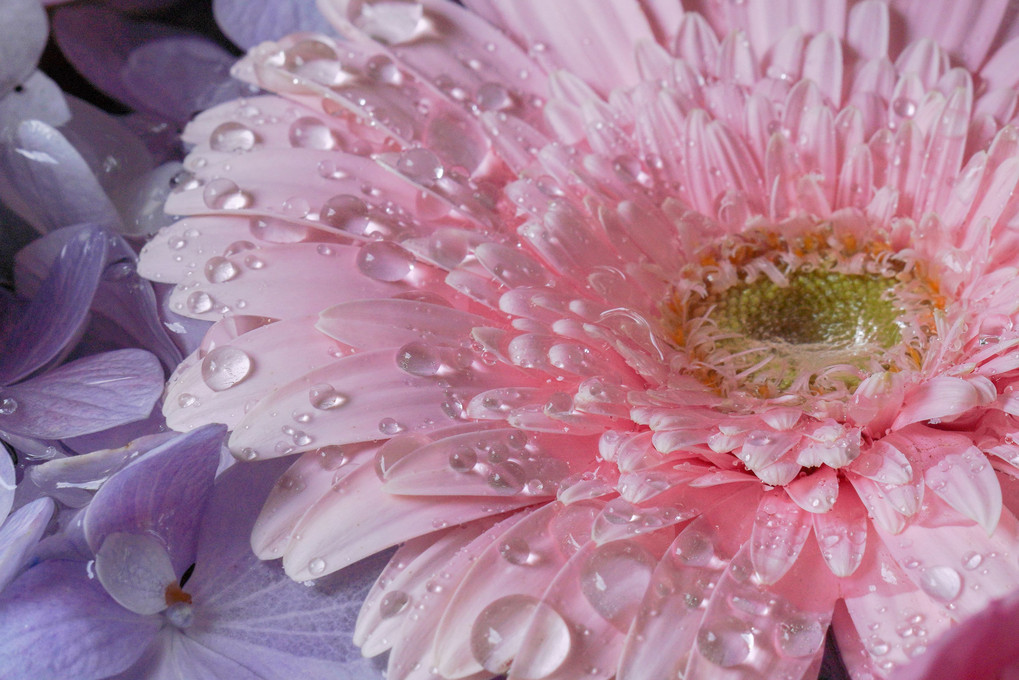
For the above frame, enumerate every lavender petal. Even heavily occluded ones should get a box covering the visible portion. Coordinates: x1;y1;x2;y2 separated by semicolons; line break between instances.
0;497;54;593
84;425;225;576
0;349;163;439
188;458;390;679
0;560;159;680
0;224;106;385
213;0;336;49
0;120;122;234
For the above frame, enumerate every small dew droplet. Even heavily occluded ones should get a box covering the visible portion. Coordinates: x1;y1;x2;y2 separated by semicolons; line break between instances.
309;384;349;410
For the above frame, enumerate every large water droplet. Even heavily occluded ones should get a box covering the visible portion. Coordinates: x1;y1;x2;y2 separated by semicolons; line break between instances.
186;291;214;314
448;446;477;472
396;148;444;184
396;341;441;376
307;557;327;575
499;536;540;566
918;566;962;602
579;541;655;629
201;346;253;391
203;178;251;210
320;194;369;231
353;0;427;45
366;54;402;84
697;617;754;667
477;82;514;111
380;590;410;618
356;241;414;281
308;384;349;410
776;617;824;657
288;117;338;150
209;121;258;152
204;256;239;283
470;595;571;677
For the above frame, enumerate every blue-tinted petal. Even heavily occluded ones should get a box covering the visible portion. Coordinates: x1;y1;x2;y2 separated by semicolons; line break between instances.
121;37;255;122
95;532;177;615
51;4;178;114
0;349;163;439
28;431;177;507
0;70;71;136
0;121;122;233
0;0;47;97
0;224;106;385
187;458;389;679
60;97;155;222
111;631;266;680
0;560;159;680
0;450;13;522
0;497;53;593
213;0;336;49
84;425;224;576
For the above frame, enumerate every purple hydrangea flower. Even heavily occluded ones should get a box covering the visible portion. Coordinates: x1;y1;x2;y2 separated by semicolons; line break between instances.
0;425;387;680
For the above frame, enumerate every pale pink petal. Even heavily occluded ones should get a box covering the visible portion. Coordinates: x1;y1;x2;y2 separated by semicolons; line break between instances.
812;481;868;577
354;524;491;656
276;462;534;580
888;0;1009;70
430;502;596;678
471;0;655;96
846;0;889;60
750;490;812;585
164;316;349;432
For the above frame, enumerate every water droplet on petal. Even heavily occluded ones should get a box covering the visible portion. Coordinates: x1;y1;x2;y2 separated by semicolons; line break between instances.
309;384;349;410
396;148;444;185
201;347;253;391
470;595;570;676
203;178;251;210
204;256;239;283
579;541;655;629
396;342;441;376
356;241;414;281
962;552;983;570
380;590;410;618
308;557;326;575
288;117;338;150
0;397;17;415
366;55;402;84
697;618;754;667
448;446;477;472
354;0;427;45
379;417;406;435
186;291;214;314
477;82;513;111
210;121;258;152
321;194;369;230
499;536;539;566
918;565;962;602
776;617;824;657
177;393;197;408
892;97;917;118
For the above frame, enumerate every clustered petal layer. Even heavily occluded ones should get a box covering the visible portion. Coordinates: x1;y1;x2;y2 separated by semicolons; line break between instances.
140;1;1019;678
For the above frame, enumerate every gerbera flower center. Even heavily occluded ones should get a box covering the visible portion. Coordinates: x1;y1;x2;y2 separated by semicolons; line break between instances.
670;225;940;402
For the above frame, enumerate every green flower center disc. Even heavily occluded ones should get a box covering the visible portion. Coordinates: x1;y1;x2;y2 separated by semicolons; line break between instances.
711;271;901;348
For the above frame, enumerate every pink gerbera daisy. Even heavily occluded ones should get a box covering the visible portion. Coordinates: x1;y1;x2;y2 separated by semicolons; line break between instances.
139;0;1019;678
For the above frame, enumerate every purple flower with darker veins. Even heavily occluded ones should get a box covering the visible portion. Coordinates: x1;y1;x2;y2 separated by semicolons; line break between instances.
0;424;386;680
0;223;165;524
